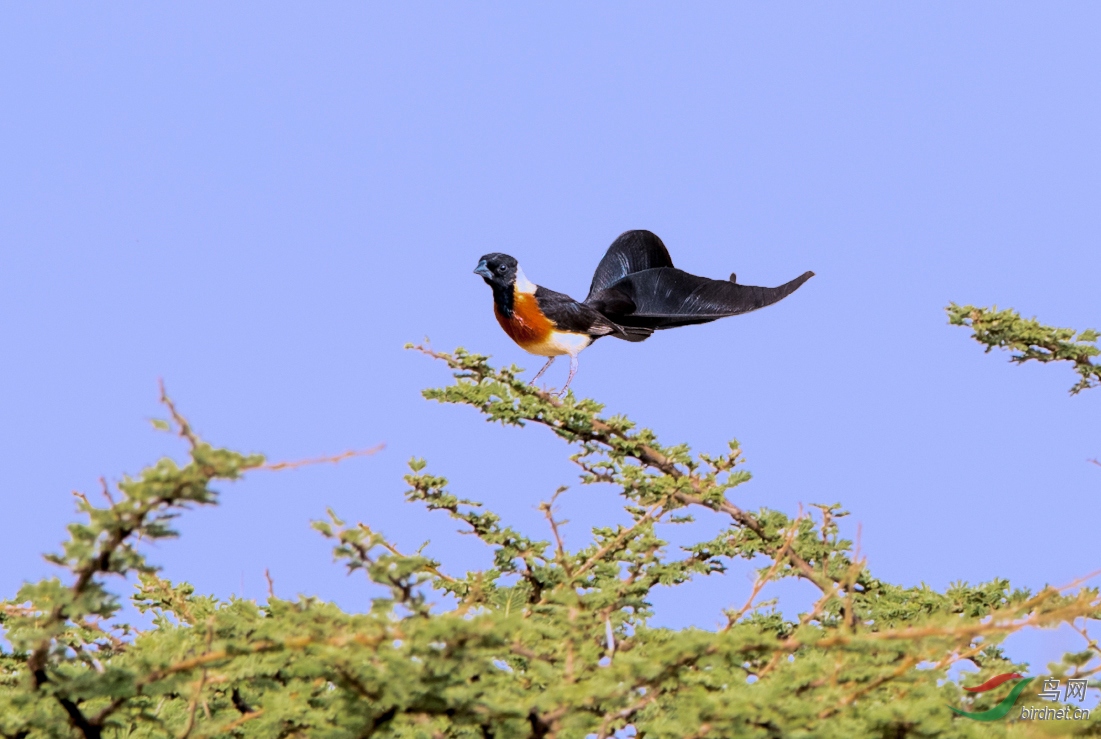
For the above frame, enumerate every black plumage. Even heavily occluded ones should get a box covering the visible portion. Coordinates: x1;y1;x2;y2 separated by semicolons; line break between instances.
534;286;651;342
585;230;815;329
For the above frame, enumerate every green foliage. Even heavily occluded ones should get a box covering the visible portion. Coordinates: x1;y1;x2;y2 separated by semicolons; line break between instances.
2;342;1099;738
948;303;1100;394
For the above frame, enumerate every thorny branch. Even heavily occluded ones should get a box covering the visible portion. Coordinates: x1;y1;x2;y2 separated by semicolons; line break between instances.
414;345;831;593
260;445;385;472
539;487;572;576
725;513;805;629
947;303;1101;394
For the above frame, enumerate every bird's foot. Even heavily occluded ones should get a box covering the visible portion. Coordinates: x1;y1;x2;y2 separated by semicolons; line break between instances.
556;355;579;398
530;357;556;386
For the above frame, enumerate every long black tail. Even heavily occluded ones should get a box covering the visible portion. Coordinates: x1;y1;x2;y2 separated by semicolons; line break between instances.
586;230;674;300
584;230;814;330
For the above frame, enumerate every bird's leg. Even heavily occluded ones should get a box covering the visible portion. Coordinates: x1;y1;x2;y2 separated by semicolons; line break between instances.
558;354;579;396
531;356;556;385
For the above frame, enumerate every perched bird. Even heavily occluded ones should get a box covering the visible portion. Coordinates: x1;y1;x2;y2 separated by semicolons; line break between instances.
474;230;814;392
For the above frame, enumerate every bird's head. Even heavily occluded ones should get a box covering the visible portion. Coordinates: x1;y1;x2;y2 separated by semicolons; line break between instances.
474;253;519;288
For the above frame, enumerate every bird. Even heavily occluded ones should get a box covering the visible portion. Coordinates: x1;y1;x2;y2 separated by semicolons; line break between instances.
473;229;814;393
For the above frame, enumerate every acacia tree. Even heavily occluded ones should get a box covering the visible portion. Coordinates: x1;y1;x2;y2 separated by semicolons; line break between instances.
947;304;1101;395
1;306;1099;738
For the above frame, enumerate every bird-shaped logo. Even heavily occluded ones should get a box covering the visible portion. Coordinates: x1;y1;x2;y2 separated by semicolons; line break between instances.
474;229;814;392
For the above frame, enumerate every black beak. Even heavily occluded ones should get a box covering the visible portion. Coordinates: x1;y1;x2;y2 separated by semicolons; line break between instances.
473;260;493;279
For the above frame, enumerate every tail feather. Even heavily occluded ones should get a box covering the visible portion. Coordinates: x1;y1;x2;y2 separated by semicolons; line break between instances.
584;229;814;331
612;324;653;342
587;230;674;300
592;267;814;330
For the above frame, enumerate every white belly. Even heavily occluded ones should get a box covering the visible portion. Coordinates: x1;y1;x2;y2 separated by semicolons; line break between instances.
523;330;593;357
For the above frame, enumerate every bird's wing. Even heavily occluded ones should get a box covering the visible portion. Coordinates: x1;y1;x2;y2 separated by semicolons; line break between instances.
586;230;675;300
534;286;618;336
535;287;653;341
599;268;815;329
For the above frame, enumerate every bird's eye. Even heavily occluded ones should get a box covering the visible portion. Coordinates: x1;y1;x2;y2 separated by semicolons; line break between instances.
497;264;507;273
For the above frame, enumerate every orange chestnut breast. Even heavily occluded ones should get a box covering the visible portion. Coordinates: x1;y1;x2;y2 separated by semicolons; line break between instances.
494;292;554;348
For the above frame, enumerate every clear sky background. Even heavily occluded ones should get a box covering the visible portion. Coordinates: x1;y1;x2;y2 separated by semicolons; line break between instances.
2;4;1098;678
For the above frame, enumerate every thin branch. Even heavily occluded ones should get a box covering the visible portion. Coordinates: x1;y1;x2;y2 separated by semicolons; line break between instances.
89;641;285;726
158;379;199;449
176;670;208;739
540;487;572;576
799;581;844;628
1069;620;1101;659
820;655;919;719
935;639;993;673
779;590;1093;653
98;477;116;506
947;304;1100;394
725;515;804;629
259;444;384;472
1053;568;1101;593
347;526;457;584
193;709;264;738
596;694;656;739
568;498;668;583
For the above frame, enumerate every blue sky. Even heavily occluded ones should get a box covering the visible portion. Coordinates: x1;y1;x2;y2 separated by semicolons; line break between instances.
2;4;1098;676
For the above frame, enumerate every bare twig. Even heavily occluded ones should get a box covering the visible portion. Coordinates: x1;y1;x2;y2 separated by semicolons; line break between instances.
1053;568;1101;593
725;514;805;629
1070;620;1101;659
539;487;571;575
260;445;384;472
159;379;199;449
99;477;116;506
